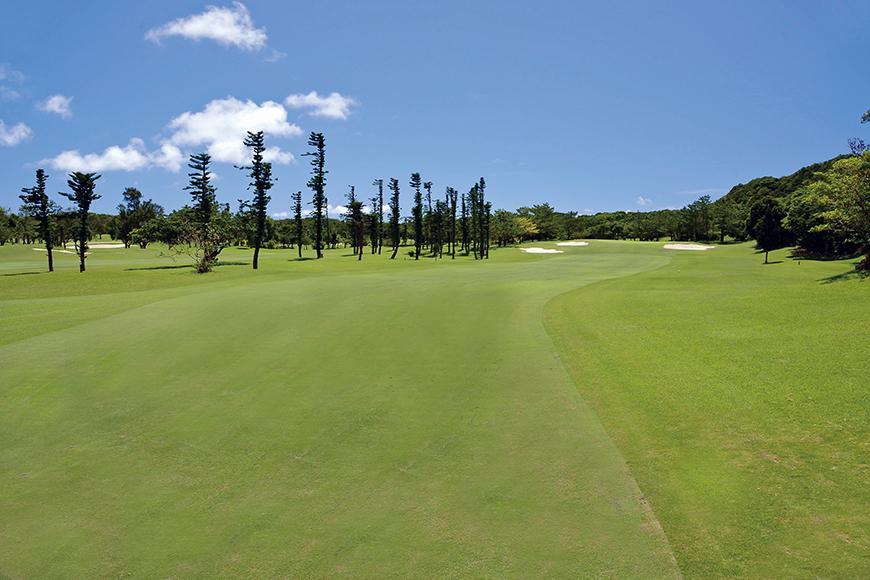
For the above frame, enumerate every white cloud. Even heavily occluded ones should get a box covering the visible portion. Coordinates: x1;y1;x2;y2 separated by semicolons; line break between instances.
0;63;25;83
0;86;20;101
42;138;182;172
328;204;349;216
39;95;305;173
38;94;73;119
636;196;652;207
0;63;25;102
285;91;357;120
165;97;300;164
0;120;32;146
146;2;267;51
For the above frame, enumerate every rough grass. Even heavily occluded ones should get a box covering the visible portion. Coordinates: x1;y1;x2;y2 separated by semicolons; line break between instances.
0;242;679;578
545;242;868;577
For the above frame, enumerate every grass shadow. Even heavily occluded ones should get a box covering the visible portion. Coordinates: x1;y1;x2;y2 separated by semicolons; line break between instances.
290;257;315;262
1;271;45;277
819;269;867;284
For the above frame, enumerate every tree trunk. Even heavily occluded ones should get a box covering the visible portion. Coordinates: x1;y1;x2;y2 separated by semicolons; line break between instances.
47;245;54;272
764;250;769;264
253;244;260;270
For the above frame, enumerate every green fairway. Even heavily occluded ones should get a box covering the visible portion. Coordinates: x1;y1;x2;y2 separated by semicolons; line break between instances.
1;241;865;577
1;242;679;578
546;243;869;577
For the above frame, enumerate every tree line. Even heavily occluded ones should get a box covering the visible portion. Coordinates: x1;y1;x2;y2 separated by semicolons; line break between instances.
7;110;867;272
6;131;494;273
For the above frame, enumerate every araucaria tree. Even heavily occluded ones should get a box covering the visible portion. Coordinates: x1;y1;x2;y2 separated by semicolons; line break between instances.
388;178;401;259
368;193;380;254
447;187;458;258
303;132;327;258
182;152;233;273
423;180;433;250
292;190;304;258
410;172;423;260
240;130;274;270
477;178;489;259
59;172;101;272
19;168;57;272
346;185;359;254
460;189;469;254
372;178;384;254
347;190;366;261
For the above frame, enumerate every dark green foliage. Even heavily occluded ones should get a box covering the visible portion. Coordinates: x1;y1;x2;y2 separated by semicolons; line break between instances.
368;193;379;254
388;178;400;260
59;171;101;272
19;168;56;271
240;131;274;269
447;187;458;258
115;187;164;249
292;190;304;258
719;156;849;208
179;153;233;272
460;190;469;254
372;179;384;254
304;132;327;259
185;153;216;231
410;173;423;260
347;192;366;261
748;198;787;263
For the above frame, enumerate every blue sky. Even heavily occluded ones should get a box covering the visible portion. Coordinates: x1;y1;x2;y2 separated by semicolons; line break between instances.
1;0;868;216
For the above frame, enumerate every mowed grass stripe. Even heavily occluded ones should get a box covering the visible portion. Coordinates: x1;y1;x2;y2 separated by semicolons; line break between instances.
1;242;678;577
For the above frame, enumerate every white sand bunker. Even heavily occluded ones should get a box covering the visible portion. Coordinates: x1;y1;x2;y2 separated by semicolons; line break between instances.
88;243;126;249
32;247;77;254
663;243;716;251
521;247;564;254
556;241;589;246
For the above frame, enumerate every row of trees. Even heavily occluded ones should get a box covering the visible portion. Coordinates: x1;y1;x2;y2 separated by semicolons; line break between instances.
9;131;495;273
9;111;867;272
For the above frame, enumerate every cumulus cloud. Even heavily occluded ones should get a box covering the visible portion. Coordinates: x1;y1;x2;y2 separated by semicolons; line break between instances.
0;120;33;146
146;2;267;51
38;94;73;119
285;91;357;120
636;195;652;207
42;138;182;172
165;96;300;164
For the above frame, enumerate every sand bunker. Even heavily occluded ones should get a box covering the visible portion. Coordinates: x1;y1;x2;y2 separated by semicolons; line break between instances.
32;247;77;254
88;243;126;249
521;247;564;254
556;241;589;246
663;243;716;251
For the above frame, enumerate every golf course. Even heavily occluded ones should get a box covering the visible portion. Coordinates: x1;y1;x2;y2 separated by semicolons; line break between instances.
1;241;866;577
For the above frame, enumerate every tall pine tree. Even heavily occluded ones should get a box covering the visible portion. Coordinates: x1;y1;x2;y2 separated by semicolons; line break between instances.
240;131;273;270
303;132;327;258
59;172;101;273
388;178;401;260
372;178;384;254
292;190;304;258
20;168;57;272
410;172;423;260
